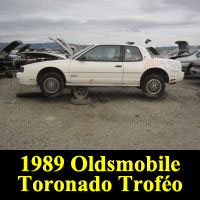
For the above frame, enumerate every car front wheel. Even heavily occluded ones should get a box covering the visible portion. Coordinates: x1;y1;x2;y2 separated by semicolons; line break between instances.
39;72;64;97
141;74;165;98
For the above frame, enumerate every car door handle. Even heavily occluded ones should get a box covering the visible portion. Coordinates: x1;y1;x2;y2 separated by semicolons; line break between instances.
114;65;122;68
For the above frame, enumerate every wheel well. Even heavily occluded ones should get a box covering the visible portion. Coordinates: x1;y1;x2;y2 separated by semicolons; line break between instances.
37;67;66;84
140;68;169;85
187;63;193;73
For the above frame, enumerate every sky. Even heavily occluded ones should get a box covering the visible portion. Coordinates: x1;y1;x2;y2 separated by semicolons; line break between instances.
0;0;200;46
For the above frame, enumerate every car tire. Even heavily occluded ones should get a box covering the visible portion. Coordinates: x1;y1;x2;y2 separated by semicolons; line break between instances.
5;72;14;78
141;74;165;98
186;63;192;75
39;72;65;97
72;87;89;100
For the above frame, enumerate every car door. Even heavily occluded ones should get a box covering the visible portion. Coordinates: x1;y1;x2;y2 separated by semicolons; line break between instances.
69;45;123;85
122;46;144;86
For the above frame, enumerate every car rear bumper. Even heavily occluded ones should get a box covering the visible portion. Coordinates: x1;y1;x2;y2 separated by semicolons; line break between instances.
169;72;184;84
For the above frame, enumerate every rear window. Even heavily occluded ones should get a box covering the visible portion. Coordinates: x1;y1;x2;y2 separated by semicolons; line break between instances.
146;47;160;58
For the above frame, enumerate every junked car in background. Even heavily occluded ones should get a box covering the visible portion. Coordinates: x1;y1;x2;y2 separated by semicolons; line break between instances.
17;37;76;63
0;38;77;77
9;44;31;60
170;41;200;74
190;59;200;78
0;41;23;77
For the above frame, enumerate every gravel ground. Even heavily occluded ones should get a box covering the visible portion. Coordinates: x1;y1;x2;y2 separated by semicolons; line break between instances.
0;76;200;150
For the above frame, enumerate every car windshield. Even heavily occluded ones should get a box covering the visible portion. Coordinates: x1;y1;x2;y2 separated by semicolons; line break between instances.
71;45;94;59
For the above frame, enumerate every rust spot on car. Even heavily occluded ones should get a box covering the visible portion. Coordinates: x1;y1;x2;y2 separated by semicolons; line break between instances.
89;79;95;83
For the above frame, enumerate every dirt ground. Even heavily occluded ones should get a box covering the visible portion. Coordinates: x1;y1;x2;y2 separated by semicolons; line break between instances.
0;76;200;150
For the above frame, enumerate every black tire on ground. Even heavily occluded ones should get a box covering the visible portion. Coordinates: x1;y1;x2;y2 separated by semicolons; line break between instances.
39;72;65;97
72;87;89;100
5;72;14;78
141;74;165;98
186;64;192;74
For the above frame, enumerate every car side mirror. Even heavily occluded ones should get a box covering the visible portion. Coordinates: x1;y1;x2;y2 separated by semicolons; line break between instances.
78;56;86;61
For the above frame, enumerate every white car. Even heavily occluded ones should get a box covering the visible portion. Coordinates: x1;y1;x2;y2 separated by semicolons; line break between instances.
173;50;200;73
17;44;184;98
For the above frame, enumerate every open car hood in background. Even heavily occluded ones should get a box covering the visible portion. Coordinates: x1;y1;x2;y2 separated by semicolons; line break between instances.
49;37;74;56
169;41;197;59
147;47;160;56
175;41;190;55
18;44;31;53
0;41;22;54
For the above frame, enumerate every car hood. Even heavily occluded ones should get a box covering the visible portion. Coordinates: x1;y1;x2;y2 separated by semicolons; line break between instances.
49;37;74;56
22;51;67;59
22;59;71;69
18;44;31;53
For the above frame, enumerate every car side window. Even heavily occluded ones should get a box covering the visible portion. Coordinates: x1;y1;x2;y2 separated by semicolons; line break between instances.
83;45;121;62
124;46;143;62
196;52;200;58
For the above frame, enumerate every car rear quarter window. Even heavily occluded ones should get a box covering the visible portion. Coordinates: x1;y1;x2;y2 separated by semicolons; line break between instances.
124;46;143;62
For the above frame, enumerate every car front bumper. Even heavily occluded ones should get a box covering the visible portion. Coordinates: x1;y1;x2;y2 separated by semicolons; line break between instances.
16;72;37;85
190;67;200;77
181;62;191;72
